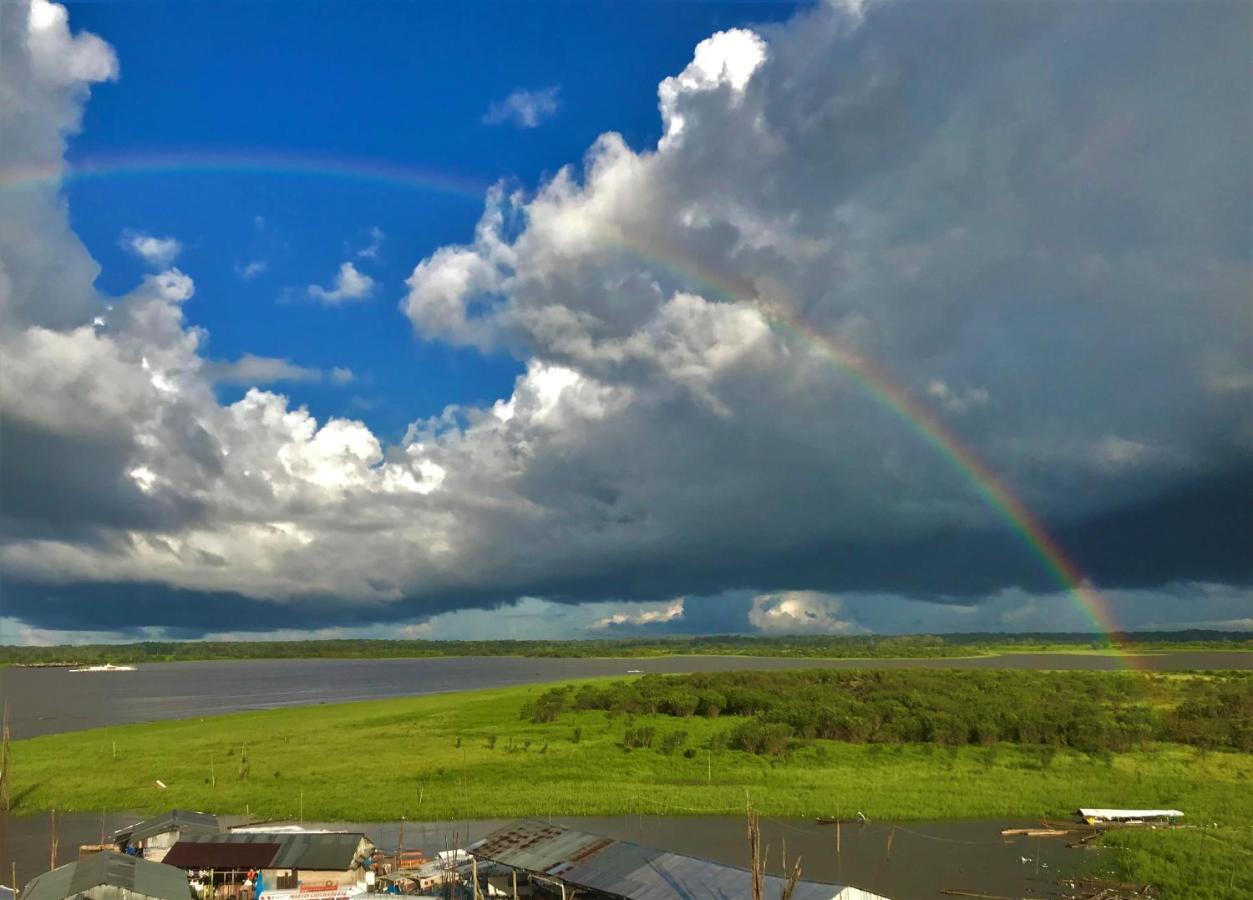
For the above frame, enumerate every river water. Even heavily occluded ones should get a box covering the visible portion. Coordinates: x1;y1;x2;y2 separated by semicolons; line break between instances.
0;811;1089;900
2;652;1246;739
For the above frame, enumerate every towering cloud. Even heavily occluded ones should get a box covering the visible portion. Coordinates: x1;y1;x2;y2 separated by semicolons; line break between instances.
0;0;1248;637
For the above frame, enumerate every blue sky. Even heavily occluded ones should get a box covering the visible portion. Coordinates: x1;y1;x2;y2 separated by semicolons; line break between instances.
0;0;1249;643
62;0;800;441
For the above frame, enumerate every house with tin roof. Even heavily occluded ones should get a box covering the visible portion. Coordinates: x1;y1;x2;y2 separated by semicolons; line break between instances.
22;851;192;900
467;820;891;900
115;811;222;863
162;832;374;896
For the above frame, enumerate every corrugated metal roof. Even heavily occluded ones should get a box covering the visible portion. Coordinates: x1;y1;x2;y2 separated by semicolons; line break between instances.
22;851;192;900
468;821;890;900
164;833;372;871
117;810;221;844
163;842;282;870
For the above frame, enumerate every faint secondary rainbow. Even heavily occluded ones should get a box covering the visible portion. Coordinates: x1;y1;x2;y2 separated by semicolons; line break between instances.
611;230;1126;653
0;150;1126;652
0;150;490;199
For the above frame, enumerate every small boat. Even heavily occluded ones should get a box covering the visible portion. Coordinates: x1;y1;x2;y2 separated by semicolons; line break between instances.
626;669;643;674
1078;808;1184;826
69;663;137;673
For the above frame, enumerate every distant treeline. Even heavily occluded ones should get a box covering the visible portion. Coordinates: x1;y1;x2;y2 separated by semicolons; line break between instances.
523;669;1253;754
1;630;1248;666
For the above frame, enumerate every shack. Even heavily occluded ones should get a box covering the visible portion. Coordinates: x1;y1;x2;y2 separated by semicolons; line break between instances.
467;821;891;900
22;851;193;900
163;832;375;897
115;811;222;863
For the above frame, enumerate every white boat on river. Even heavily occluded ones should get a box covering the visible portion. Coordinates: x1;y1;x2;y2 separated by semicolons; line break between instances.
68;663;137;673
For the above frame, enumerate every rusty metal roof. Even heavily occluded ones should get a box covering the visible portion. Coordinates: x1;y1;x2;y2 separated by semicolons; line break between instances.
468;821;890;900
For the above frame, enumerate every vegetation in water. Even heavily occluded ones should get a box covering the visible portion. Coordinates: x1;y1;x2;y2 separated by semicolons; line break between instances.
1089;827;1253;899
2;630;1249;666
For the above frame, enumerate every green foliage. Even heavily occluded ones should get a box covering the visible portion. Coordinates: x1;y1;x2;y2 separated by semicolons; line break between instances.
622;726;656;749
658;730;688;755
529;670;1251;754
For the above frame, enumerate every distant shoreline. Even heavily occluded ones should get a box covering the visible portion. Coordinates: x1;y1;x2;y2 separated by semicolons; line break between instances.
2;631;1249;668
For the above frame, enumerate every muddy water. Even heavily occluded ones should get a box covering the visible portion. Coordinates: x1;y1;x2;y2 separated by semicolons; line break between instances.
1;811;1091;900
3;653;1246;739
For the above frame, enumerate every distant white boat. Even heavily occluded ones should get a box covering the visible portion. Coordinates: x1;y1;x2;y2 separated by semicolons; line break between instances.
626;669;643;674
69;663;136;673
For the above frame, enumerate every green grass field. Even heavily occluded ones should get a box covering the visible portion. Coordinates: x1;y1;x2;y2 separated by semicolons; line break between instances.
1088;827;1253;897
11;680;1251;896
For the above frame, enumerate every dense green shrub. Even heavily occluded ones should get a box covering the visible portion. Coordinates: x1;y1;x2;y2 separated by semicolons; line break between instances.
526;670;1252;755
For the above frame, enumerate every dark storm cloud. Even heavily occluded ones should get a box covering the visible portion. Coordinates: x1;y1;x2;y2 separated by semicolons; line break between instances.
0;415;207;541
5;464;1247;640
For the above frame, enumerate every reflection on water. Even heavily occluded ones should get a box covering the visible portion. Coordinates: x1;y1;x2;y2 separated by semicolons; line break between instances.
1;811;1091;900
3;653;1246;739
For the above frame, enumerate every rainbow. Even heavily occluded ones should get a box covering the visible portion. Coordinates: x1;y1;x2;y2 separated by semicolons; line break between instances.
610;229;1125;651
0;149;1124;650
0;149;489;199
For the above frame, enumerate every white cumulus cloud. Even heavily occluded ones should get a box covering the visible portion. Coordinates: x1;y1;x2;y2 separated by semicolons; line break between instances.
308;261;375;305
121;231;182;268
483;86;560;128
749;591;863;634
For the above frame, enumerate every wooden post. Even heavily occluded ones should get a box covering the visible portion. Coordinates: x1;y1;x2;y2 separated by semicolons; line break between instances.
0;701;11;811
471;857;479;900
512;869;518;899
49;810;58;869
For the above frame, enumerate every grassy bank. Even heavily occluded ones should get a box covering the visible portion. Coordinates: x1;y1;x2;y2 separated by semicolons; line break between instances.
12;681;1252;822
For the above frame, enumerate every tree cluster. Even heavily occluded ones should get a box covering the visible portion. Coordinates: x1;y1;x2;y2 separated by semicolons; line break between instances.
523;670;1252;755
